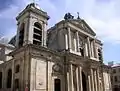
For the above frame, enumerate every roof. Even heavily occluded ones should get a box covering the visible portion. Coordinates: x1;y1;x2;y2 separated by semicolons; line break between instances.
48;19;96;36
111;63;120;68
0;43;15;49
8;35;16;46
16;3;50;20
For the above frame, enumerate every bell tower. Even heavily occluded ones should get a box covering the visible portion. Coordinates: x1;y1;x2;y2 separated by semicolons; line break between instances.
15;3;50;48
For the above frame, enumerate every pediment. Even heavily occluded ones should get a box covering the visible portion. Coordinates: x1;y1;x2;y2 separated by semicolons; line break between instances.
69;19;96;36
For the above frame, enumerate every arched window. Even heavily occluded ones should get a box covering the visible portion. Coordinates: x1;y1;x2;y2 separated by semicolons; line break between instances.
33;22;42;45
34;22;42;29
0;72;2;89
7;69;12;88
19;23;25;47
15;65;20;73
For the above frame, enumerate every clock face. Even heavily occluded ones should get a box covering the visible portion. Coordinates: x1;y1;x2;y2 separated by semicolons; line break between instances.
53;64;61;72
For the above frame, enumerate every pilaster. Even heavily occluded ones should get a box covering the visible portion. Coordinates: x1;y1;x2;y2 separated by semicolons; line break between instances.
76;67;79;91
93;39;97;58
97;69;100;91
88;75;91;91
87;37;91;57
91;69;95;91
70;64;74;91
79;66;83;91
68;27;72;51
94;70;98;91
76;32;80;52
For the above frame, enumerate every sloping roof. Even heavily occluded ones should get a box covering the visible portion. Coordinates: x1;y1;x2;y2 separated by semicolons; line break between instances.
69;19;96;36
8;35;16;46
48;19;96;36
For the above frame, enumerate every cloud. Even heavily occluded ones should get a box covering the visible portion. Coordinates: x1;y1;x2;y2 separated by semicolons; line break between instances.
0;0;16;11
1;0;120;44
60;0;120;44
0;0;30;39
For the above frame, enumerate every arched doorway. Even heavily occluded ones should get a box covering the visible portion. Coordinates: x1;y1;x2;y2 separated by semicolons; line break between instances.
54;79;61;91
82;72;87;91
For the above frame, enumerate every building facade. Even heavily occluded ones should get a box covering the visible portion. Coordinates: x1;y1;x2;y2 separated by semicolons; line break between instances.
110;64;120;91
0;3;111;91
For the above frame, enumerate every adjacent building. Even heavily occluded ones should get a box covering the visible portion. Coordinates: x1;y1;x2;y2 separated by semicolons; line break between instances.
110;63;120;91
0;3;112;91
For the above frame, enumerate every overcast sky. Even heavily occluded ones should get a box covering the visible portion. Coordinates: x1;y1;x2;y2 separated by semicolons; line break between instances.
0;0;120;64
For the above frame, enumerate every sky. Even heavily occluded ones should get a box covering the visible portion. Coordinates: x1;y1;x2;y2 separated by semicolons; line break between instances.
0;0;120;64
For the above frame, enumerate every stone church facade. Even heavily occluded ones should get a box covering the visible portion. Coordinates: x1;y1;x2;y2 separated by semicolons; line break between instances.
0;3;111;91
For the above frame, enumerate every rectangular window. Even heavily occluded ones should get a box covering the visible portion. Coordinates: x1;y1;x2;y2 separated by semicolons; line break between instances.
119;68;120;72
98;49;102;61
114;76;117;82
113;69;116;73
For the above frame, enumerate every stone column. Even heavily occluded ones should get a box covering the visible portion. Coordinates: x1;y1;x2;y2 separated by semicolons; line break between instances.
88;75;91;91
28;17;34;44
91;69;95;91
76;67;80;91
108;71;112;91
93;39;97;58
87;37;91;57
97;69;100;91
84;42;88;57
42;21;47;47
90;40;94;57
101;69;105;91
79;66;83;91
23;19;28;45
67;72;70;91
76;32;80;52
11;59;15;91
68;27;72;51
70;64;74;91
16;24;20;47
65;34;68;50
94;70;98;91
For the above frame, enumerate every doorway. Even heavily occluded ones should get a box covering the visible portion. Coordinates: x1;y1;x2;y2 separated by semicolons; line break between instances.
54;79;61;91
82;72;87;91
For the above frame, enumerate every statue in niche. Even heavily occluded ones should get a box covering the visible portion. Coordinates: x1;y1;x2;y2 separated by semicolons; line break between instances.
79;37;85;56
64;13;74;20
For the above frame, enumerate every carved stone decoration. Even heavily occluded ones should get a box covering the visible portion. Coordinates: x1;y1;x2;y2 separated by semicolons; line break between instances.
52;64;62;73
64;13;74;20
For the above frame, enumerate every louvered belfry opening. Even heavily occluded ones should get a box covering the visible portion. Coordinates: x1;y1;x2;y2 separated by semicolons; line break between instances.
18;23;24;47
33;22;42;45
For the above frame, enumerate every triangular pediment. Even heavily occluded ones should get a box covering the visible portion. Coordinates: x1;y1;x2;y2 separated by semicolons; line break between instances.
69;19;96;36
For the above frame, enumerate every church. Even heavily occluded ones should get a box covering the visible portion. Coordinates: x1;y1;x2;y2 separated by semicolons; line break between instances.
0;3;112;91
